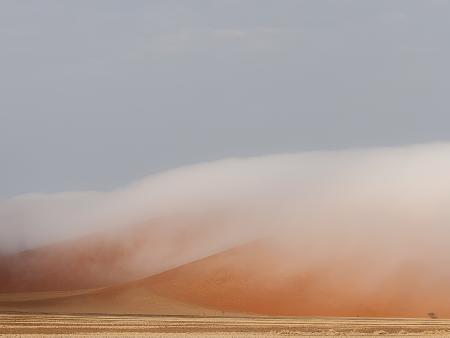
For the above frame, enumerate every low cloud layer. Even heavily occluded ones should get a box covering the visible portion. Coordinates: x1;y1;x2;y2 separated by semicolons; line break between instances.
2;142;450;256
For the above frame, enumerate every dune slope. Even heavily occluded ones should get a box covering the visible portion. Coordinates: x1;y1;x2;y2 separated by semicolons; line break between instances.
0;236;450;318
0;212;240;292
2;239;450;318
143;240;450;318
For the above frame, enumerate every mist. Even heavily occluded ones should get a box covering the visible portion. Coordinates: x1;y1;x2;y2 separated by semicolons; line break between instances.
2;142;450;254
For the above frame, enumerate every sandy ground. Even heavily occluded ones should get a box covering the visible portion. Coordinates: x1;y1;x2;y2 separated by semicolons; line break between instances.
2;312;450;337
0;287;224;317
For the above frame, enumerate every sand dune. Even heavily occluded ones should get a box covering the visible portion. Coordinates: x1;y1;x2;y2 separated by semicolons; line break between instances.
2;239;450;318
0;212;243;292
143;239;450;318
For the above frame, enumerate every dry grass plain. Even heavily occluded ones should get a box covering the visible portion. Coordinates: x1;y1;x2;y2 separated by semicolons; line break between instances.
2;312;450;337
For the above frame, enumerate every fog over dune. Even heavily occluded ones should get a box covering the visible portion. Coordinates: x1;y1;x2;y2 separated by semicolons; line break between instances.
2;142;450;316
2;142;450;256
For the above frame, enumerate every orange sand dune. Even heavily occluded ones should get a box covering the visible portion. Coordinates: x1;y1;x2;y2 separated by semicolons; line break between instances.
0;212;239;292
143;240;450;318
2;239;450;318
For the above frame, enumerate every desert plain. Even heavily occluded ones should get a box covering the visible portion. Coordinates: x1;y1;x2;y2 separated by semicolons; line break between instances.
2;312;450;337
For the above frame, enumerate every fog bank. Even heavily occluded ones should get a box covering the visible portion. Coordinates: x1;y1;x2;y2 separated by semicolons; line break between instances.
2;142;450;258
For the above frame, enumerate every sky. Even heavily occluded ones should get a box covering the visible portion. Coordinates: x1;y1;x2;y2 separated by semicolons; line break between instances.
1;0;450;198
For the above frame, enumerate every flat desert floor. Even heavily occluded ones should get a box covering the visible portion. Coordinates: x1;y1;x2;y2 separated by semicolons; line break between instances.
2;313;450;337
